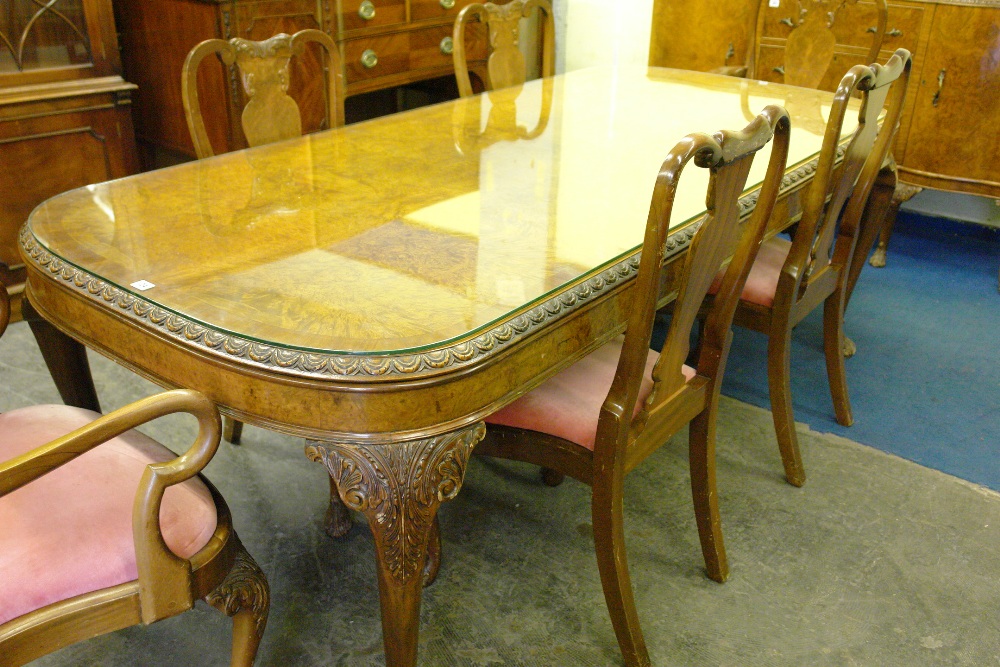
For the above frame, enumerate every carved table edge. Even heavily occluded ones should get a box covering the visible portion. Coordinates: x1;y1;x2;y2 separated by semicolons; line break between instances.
17;149;826;383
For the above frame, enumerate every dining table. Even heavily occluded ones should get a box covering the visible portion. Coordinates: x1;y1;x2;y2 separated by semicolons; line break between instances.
18;65;884;665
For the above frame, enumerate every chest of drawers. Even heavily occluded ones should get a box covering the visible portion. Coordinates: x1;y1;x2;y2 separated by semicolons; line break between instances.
114;0;489;158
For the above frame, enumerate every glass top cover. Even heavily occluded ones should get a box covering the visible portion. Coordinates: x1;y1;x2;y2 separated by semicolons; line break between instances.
26;67;839;355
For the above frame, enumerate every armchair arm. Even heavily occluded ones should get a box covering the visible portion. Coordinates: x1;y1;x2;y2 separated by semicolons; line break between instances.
0;389;222;623
0;389;219;497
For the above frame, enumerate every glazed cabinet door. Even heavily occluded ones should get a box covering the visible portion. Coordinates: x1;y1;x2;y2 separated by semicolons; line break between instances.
1;0;138;315
897;4;1000;197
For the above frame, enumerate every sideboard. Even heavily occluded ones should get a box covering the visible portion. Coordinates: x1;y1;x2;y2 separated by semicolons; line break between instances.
1;0;140;320
113;0;490;160
649;0;1000;262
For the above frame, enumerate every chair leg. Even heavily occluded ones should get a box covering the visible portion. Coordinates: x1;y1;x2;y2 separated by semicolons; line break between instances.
324;473;354;538
541;467;565;486
206;544;270;667
223;417;244;445
423;514;442;587
591;476;651;667
823;294;854;427
688;410;729;583
767;327;806;487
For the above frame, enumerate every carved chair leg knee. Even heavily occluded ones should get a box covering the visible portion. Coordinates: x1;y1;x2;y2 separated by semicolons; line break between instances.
206;544;270;667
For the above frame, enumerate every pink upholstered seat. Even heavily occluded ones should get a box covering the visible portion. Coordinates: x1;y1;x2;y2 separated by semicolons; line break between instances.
0;405;217;626
710;236;792;308
486;337;696;450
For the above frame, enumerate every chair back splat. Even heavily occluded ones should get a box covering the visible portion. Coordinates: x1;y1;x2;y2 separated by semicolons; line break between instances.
183;29;345;159
611;108;791;475
452;0;555;98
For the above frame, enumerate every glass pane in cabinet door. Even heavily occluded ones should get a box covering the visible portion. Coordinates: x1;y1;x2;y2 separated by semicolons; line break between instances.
0;0;91;73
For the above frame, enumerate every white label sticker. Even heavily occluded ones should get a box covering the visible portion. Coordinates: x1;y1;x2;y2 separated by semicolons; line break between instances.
130;280;156;291
769;0;780;6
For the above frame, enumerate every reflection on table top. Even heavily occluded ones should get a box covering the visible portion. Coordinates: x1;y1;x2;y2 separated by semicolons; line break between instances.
24;66;842;356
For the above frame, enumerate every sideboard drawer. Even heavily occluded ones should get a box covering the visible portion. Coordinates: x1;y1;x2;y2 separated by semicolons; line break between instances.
832;1;925;52
756;43;862;91
339;0;406;32
408;24;487;72
877;2;925;53
410;0;462;22
343;32;410;83
761;1;924;54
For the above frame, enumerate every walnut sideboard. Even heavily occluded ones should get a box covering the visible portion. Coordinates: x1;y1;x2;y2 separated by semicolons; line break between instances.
113;0;490;160
649;0;1000;249
0;0;140;321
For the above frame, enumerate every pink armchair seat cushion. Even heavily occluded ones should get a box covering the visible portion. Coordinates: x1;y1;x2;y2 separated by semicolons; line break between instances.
0;405;217;626
486;337;695;450
710;236;792;307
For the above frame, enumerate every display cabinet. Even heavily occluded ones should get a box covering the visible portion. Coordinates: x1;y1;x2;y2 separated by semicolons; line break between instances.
0;0;139;320
113;0;490;160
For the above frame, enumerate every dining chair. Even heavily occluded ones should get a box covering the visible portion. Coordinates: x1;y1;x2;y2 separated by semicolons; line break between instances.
452;0;555;98
479;105;792;666
182;28;345;443
182;28;345;160
717;0;888;92
0;291;268;667
182;30;444;583
714;49;912;488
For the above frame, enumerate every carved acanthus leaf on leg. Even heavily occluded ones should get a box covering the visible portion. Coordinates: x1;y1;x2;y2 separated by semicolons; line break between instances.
205;545;270;638
305;423;485;584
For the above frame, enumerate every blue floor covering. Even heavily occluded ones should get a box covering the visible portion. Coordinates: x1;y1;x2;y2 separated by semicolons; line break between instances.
721;212;1000;490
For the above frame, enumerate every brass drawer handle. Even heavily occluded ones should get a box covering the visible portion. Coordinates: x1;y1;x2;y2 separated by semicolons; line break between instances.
773;65;785;75
932;68;946;107
361;49;378;69
779;17;794;27
440;36;454;55
868;26;903;37
359;0;376;20
440;0;456;8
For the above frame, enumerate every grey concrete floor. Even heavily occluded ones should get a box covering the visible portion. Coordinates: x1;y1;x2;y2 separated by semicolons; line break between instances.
3;319;1000;666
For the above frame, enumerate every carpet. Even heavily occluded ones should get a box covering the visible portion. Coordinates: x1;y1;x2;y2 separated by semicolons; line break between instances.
721;212;1000;490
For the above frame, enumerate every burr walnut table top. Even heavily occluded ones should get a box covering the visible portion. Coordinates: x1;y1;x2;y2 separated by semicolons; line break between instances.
21;66;840;441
